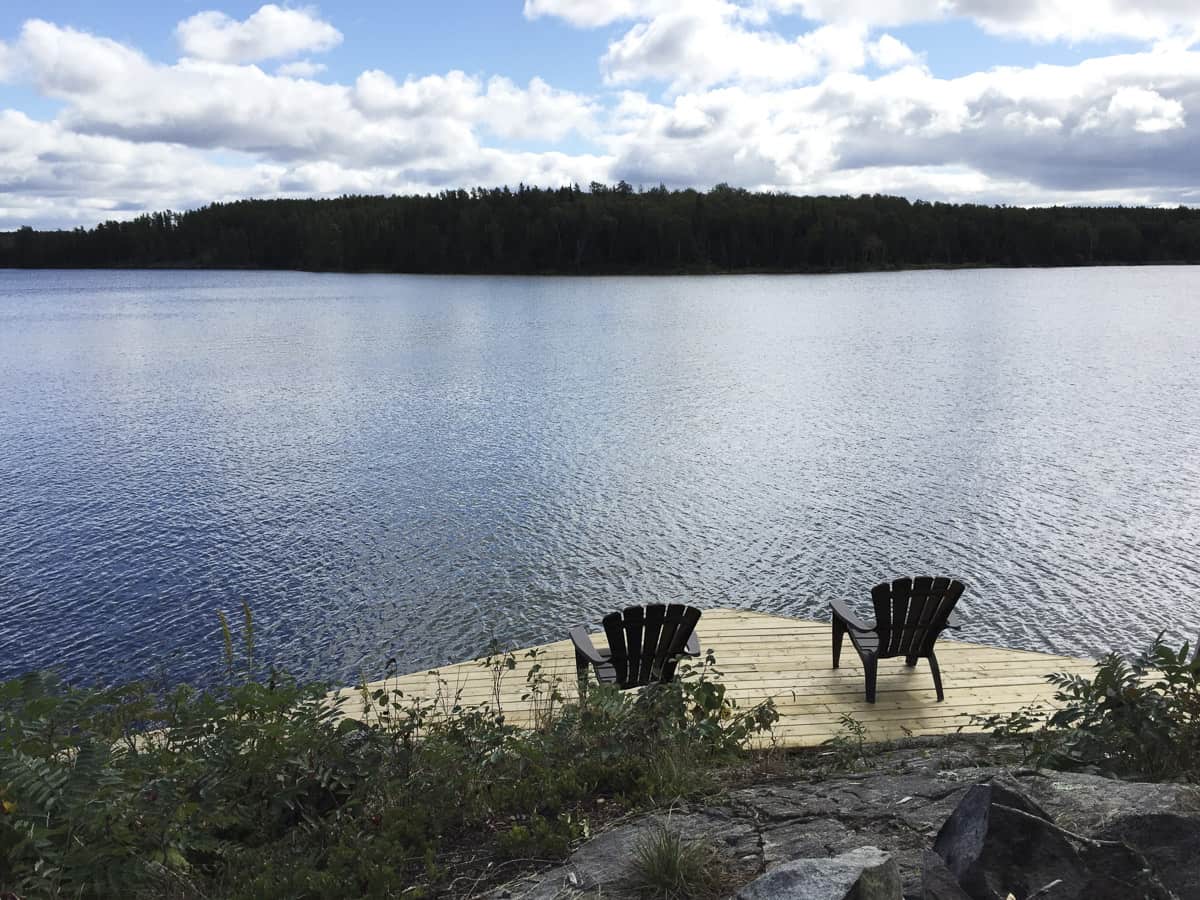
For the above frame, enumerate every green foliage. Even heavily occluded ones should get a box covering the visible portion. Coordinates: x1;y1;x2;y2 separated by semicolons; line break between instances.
495;813;583;860
820;713;870;772
0;637;776;898
5;187;1200;273
631;824;724;900
975;636;1200;781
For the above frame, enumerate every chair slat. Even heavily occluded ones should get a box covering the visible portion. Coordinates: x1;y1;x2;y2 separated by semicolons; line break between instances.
639;604;666;684
901;576;935;657
622;605;644;688
654;604;684;681
663;606;702;681
603;612;628;686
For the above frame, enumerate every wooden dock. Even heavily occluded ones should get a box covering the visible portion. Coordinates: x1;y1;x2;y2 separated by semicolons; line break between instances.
336;609;1094;748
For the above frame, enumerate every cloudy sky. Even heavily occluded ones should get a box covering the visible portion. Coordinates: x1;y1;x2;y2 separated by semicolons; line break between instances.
2;1;1199;229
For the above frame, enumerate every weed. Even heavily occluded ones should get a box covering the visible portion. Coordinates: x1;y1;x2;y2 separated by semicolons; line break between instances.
821;713;870;771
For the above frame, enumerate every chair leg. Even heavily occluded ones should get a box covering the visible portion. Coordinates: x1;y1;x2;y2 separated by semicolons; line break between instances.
929;652;944;702
832;616;847;669
904;654;918;667
864;655;878;703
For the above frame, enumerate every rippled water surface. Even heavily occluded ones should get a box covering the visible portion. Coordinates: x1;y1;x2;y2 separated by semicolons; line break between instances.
2;268;1199;686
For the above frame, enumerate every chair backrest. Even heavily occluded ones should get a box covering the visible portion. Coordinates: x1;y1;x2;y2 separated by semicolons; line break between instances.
602;603;702;688
870;576;964;659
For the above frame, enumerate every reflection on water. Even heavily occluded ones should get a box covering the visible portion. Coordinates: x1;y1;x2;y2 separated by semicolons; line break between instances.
1;267;1198;686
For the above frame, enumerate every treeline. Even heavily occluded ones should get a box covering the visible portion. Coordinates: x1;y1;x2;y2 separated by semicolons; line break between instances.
4;183;1200;273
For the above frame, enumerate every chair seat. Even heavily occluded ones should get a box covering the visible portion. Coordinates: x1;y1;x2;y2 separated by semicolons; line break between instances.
847;630;879;656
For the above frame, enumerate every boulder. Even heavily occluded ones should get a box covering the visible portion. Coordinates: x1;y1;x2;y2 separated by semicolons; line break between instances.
1095;813;1200;900
920;850;971;900
931;781;1173;900
736;846;902;900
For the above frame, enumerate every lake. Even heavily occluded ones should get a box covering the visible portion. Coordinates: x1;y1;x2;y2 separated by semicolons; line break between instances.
2;267;1198;687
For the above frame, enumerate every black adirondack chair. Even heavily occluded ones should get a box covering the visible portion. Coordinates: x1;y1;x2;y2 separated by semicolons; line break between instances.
570;603;702;690
831;576;965;703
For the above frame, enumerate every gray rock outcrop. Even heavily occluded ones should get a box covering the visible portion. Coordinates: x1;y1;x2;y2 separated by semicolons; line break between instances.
735;846;901;899
483;740;1200;900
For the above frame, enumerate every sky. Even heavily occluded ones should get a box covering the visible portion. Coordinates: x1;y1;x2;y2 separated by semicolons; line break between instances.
1;1;1200;229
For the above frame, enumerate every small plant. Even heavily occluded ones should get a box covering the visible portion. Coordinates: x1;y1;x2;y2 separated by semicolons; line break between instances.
632;823;724;899
478;642;518;719
821;713;870;771
521;648;566;731
495;812;583;860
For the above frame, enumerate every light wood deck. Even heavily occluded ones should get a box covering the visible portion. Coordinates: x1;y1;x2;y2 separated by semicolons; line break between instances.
334;609;1093;748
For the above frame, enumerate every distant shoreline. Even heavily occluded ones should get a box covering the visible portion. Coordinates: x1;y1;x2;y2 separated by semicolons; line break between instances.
5;186;1200;273
3;259;1198;276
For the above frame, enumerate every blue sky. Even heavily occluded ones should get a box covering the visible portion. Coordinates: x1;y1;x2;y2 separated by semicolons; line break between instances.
1;1;1199;228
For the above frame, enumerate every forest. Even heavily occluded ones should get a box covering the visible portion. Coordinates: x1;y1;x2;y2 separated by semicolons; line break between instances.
3;183;1200;273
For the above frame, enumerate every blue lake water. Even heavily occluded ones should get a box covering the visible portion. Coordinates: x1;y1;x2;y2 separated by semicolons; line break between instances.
2;267;1199;687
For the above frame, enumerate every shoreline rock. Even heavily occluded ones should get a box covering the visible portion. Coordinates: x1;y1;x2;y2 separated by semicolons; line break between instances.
485;742;1200;900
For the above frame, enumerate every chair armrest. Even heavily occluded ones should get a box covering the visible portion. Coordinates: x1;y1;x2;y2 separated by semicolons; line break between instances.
570;625;607;665
684;631;701;657
944;611;964;630
830;598;872;632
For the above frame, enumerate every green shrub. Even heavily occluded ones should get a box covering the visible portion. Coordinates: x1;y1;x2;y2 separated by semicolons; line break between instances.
1;635;776;898
976;636;1200;781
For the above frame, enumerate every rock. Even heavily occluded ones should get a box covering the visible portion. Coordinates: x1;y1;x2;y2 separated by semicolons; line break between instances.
1005;771;1200;834
1003;772;1200;900
482;744;1199;900
564;809;758;892
480;807;760;898
733;762;998;895
931;781;1173;900
735;846;902;900
920;850;970;900
1095;813;1200;900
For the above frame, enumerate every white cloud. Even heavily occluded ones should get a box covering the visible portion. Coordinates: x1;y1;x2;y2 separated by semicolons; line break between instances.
350;70;598;141
1080;86;1186;134
3;4;1200;228
602;3;869;90
480;76;600;141
522;0;667;27
798;0;1200;44
352;69;479;119
4;22;598;168
0;110;289;228
950;0;1200;45
534;0;1200;46
0;18;608;228
19;19;151;94
603;48;1200;200
176;4;342;64
276;59;327;78
869;34;919;69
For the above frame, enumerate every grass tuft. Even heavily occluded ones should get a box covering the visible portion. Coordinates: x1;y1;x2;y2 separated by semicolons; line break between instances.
631;824;725;899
